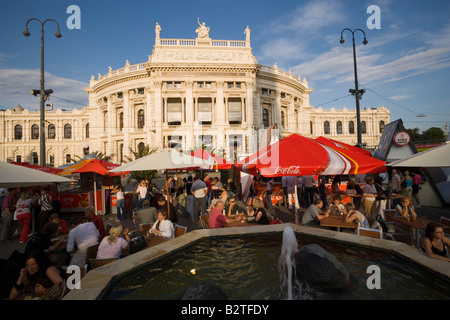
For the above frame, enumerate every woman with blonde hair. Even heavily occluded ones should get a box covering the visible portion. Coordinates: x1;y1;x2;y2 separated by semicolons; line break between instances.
96;223;130;259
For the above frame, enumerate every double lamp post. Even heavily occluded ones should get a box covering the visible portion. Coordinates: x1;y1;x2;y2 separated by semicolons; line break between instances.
23;18;62;167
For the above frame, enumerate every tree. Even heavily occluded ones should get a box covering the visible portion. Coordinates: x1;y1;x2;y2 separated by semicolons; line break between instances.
405;128;421;142
421;127;445;142
71;150;115;163
123;144;159;184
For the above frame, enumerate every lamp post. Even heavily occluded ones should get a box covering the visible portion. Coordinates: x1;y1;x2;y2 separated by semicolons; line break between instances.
340;28;367;148
23;18;61;167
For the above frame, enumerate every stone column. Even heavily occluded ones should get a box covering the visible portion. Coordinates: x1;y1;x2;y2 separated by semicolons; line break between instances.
153;80;163;148
122;90;130;160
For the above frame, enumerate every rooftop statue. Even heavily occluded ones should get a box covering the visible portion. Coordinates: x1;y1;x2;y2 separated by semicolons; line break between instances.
196;17;210;38
155;22;161;39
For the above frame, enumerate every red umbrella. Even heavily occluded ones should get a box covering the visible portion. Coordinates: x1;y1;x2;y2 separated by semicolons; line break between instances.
315;136;373;158
236;133;386;177
71;159;126;176
11;162;63;175
190;149;233;170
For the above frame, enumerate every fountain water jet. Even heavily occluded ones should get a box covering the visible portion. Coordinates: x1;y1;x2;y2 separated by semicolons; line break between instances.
278;226;298;300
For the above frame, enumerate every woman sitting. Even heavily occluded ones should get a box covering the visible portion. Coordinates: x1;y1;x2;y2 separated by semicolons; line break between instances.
246;206;269;225
344;202;369;228
149;210;175;239
395;197;417;220
421;222;450;262
96;223;130;260
9;250;65;300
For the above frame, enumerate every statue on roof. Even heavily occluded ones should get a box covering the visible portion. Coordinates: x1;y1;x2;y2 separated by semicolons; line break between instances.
155;22;161;40
244;26;251;41
196;17;210;38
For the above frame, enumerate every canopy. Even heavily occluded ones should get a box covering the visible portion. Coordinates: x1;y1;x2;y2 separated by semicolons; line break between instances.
58;159;125;176
315;136;373;157
10;162;63;175
108;148;213;173
387;142;450;168
236;133;386;177
190;149;233;170
0;161;72;188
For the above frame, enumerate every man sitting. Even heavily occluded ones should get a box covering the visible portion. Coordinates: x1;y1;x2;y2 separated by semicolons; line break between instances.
133;200;158;224
209;200;240;228
301;199;329;227
224;196;245;218
156;196;177;224
66;216;99;268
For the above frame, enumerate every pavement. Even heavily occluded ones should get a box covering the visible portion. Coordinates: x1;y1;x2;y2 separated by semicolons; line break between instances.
1;203;449;261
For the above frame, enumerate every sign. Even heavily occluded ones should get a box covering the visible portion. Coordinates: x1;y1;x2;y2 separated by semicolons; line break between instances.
393;132;411;146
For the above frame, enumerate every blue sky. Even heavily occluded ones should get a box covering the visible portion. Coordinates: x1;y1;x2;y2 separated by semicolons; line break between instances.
1;0;450;133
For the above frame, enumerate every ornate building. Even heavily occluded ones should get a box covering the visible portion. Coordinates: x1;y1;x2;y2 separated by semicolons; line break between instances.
0;22;390;167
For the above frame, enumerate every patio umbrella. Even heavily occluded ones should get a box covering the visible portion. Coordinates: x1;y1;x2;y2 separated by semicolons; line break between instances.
387;142;450;168
315;136;373;158
190;149;233;170
109;148;212;220
0;161;72;188
236;133;386;177
10;162;63;175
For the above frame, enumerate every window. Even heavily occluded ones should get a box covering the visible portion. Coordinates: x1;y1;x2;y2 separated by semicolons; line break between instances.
198;82;212;89
85;123;90;138
198;98;212;124
167;98;182;125
137;109;145;129
310;121;314;135
103;111;108;132
336;121;343;134
16;155;21;163
228;98;242;124
48;124;55;139
262;109;270;128
324;121;330;134
31;124;39;140
14;125;22;140
138;142;145;153
118;112;124;131
64;124;72;139
49;154;55;167
65;154;71;164
199;135;213;149
349;121;355;134
281;111;286;128
166;82;181;88
361;121;367;134
32;152;38;165
168;135;182;150
229;135;242;162
379;120;385;133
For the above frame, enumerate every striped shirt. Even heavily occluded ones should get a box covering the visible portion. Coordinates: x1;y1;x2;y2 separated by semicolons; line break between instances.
39;192;53;211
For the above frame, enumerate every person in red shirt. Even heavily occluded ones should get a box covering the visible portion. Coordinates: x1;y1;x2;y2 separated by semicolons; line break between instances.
85;206;106;241
49;213;68;236
208;200;240;228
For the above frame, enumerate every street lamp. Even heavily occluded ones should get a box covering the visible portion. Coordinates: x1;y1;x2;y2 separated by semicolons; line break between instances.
23;18;61;167
340;28;368;148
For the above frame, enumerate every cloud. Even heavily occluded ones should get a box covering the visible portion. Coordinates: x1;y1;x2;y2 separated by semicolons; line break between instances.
0;69;88;110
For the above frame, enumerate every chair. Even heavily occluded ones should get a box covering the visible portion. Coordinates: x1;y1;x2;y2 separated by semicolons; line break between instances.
139;222;154;236
89;258;117;270
357;226;383;239
439;216;450;236
382;209;396;223
372;221;402;241
174;224;188;237
200;213;209;229
85;243;99;265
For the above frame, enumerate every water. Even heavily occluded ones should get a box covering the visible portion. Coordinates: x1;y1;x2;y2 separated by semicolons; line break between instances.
104;233;450;300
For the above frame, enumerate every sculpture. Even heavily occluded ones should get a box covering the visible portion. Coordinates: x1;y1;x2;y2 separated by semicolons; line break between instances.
155;22;161;39
195;17;210;38
244;26;250;41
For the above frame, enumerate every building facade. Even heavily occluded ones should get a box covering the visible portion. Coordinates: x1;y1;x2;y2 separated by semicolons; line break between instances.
0;22;390;167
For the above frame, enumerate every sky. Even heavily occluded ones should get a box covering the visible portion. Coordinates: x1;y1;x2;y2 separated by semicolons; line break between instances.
1;0;450;133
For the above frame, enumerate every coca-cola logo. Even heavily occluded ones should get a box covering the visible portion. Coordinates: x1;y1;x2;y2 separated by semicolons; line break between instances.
274;166;301;175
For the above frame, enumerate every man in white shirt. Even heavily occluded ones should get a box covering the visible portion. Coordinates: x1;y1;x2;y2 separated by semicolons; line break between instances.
67;216;99;268
191;174;208;226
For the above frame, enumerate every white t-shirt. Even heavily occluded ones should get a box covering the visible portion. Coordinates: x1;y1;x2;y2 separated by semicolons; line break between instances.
150;219;174;239
15;198;32;216
96;236;128;259
137;185;147;199
67;222;99;252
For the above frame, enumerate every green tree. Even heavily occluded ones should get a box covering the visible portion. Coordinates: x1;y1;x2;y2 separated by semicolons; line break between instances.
71;150;115;163
405;128;422;142
421;127;445;142
123;144;159;184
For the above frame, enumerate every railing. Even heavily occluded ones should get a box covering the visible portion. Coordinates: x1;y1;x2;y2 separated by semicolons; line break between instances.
159;38;246;47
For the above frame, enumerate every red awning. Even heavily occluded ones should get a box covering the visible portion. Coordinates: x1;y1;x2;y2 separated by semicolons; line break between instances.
11;162;63;175
315;136;373;157
190;149;233;170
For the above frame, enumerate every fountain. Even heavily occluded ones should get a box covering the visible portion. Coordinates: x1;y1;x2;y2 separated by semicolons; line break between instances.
278;226;298;300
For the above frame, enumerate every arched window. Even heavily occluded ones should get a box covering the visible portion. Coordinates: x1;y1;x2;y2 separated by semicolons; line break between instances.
64;124;72;139
379;120;385;133
336;121;343;134
119;112;124;131
48;124;55;139
349;121;355;134
138;142;145;153
31;152;38;165
31;124;39;140
14;124;22;140
85;123;90;138
310;121;314;135
281;111;285;128
137;109;145;129
361;121;367;134
324;121;330;134
262;109;269;128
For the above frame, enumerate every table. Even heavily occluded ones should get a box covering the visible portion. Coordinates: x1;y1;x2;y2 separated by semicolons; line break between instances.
224;216;250;228
145;233;170;248
319;215;358;232
392;216;433;248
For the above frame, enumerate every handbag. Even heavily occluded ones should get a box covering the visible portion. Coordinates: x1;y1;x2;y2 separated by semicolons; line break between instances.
13;208;19;221
129;235;147;254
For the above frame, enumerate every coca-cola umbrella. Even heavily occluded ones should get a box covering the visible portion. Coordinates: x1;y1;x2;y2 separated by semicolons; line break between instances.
236;133;386;177
10;162;63;175
315;136;373;158
190;149;233;170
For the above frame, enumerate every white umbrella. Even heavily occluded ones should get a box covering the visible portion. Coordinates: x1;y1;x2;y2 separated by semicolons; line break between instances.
108;149;213;220
387;142;450;168
0;161;72;188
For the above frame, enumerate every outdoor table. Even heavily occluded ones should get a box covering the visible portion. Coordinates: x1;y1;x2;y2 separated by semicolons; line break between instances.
392;216;434;248
145;233;170;248
319;215;358;232
224;215;256;228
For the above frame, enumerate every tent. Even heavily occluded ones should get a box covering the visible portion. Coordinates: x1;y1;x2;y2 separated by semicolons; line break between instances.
0;161;72;188
236;133;386;177
315;136;373;158
387;142;450;168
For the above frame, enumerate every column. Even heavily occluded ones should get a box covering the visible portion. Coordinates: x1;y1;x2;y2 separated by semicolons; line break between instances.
153;80;163;148
122;90;130;159
216;81;225;125
145;86;153;146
